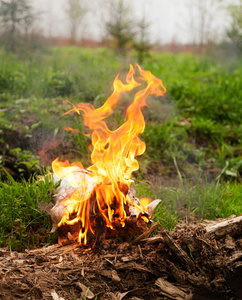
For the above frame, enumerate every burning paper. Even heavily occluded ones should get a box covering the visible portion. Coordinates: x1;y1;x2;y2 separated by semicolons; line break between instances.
50;64;166;246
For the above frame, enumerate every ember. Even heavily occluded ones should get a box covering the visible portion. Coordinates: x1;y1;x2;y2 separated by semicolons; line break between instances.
51;64;166;246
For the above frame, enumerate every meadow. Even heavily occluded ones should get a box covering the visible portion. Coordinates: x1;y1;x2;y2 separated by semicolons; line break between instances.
0;46;241;251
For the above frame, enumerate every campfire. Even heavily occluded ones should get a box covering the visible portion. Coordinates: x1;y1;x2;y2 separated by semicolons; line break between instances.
50;64;166;246
1;66;241;300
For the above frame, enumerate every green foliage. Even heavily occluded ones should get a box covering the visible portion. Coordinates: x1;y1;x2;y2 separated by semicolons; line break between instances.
105;0;153;61
0;47;120;98
143;119;187;159
132;179;180;231
0;73;9;90
45;71;73;97
0;171;58;251
132;17;153;64
226;0;242;55
0;46;241;251
152;179;242;226
9;148;40;177
106;0;135;55
0;0;35;53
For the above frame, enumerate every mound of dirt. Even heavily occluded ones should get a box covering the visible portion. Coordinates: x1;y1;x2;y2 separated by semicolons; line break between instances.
0;215;241;300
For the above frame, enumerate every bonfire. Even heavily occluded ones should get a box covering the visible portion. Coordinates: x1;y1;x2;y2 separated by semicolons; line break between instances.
50;64;166;246
1;65;241;300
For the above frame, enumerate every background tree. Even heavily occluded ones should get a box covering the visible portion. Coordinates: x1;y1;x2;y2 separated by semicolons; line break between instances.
132;16;153;64
0;0;35;52
226;0;242;54
186;0;223;53
105;0;135;55
64;0;87;43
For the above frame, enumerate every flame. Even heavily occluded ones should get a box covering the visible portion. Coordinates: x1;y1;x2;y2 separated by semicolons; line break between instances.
139;197;151;211
52;64;166;245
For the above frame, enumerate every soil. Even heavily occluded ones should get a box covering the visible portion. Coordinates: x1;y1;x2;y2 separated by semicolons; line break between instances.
0;216;241;300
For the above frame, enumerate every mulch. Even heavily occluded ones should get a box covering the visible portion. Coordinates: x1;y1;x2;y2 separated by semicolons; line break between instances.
0;215;241;300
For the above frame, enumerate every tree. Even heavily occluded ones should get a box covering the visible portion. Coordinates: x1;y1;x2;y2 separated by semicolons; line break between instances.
132;16;153;64
0;0;34;52
186;0;223;53
105;0;135;55
64;0;87;43
226;0;242;54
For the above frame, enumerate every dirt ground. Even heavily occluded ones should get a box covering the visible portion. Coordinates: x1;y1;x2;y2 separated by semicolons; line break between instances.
0;215;241;300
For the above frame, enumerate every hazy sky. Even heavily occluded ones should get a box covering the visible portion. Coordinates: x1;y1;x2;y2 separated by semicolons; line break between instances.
32;0;237;44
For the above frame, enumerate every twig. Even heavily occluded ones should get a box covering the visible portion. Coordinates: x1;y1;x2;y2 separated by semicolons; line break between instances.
131;222;159;244
138;245;143;260
162;231;195;272
204;216;242;240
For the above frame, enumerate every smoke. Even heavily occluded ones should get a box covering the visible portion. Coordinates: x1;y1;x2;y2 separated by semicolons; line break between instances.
36;131;65;165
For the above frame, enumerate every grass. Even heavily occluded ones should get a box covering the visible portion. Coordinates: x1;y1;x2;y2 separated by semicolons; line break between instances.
0;46;241;250
134;175;242;230
0;170;58;251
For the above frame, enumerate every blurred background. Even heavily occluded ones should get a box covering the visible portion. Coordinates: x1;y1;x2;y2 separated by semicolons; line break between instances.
0;0;241;54
31;0;231;45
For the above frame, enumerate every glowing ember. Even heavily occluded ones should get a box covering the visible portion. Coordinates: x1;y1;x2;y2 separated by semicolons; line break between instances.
52;64;166;245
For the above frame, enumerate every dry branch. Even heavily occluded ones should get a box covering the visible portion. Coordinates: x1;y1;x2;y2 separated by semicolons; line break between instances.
131;221;159;244
204;215;242;239
161;231;195;272
155;277;191;300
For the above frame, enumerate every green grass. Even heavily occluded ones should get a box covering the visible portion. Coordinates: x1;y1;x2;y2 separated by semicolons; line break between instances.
0;170;58;251
0;46;241;250
134;176;242;230
0;47;121;99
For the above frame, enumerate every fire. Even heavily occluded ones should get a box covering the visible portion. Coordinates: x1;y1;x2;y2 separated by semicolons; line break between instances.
52;64;166;245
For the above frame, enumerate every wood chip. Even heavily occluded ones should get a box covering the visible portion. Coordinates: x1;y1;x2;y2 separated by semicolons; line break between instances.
111;270;121;283
51;291;65;300
108;292;119;300
140;236;163;244
234;261;242;269
132;222;159;244
116;291;130;300
75;282;95;299
0;216;241;299
121;256;134;262
155;278;191;300
115;262;155;274
116;289;146;300
162;231;195;272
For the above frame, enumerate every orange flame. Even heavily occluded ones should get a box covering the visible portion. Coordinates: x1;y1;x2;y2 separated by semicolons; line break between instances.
52;64;166;245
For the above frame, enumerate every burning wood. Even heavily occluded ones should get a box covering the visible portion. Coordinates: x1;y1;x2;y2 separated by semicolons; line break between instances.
49;64;166;246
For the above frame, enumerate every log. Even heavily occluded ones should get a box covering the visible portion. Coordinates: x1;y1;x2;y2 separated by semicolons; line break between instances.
204;216;242;239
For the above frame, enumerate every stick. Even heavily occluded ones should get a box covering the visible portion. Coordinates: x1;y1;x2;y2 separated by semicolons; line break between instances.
131;222;159;244
204;216;242;240
162;231;195;272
